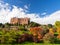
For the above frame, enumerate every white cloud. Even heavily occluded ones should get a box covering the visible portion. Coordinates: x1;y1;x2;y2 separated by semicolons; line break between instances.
34;10;60;25
0;0;60;25
24;5;28;9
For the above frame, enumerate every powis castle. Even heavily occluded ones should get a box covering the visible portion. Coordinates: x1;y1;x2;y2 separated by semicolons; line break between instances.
10;17;30;25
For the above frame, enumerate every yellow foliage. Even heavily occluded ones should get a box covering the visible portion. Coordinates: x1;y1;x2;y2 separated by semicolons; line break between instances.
55;21;60;34
49;28;54;34
57;27;60;34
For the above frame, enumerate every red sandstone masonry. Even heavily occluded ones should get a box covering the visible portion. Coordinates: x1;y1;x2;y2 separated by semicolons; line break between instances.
10;17;30;25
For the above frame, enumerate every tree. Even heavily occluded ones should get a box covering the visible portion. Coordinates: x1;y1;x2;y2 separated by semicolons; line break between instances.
0;23;4;28
29;22;41;27
30;27;44;36
55;21;60;34
0;23;3;26
29;27;44;42
48;24;53;28
4;23;11;28
55;21;60;28
49;28;54;34
41;25;49;34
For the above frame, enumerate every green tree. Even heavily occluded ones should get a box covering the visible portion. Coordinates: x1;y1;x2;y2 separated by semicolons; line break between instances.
0;23;4;28
4;23;11;28
29;22;41;27
0;23;3;26
48;24;53;28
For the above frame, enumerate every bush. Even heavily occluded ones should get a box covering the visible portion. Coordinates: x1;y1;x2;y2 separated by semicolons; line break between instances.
43;33;55;43
0;30;19;44
16;33;43;43
57;34;60;39
32;36;39;43
16;33;33;43
54;37;60;44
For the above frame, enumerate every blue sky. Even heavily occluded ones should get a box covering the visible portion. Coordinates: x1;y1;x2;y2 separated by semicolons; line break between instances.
0;0;60;24
3;0;60;15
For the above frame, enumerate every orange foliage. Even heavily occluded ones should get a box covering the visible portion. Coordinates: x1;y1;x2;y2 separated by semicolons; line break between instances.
29;27;43;40
57;34;60;39
30;27;43;33
49;28;54;34
38;34;43;39
57;27;60;34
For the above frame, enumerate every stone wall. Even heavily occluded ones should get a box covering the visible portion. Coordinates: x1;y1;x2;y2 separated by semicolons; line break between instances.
10;17;30;25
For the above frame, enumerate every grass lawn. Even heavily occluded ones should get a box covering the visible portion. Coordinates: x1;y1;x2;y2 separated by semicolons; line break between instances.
0;42;60;45
19;42;60;45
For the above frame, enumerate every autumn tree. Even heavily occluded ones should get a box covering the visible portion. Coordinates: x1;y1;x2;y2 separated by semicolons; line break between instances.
55;21;60;34
29;27;44;42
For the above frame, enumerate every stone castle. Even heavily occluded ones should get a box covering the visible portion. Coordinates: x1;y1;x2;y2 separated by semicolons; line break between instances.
10;17;30;25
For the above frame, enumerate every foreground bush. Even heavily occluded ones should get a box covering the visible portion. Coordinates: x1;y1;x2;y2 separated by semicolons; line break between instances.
16;33;33;43
16;33;43;43
0;26;60;44
0;29;24;44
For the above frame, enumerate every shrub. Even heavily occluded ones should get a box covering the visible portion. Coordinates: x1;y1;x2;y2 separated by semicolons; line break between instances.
0;29;19;44
57;34;60;39
16;33;43;43
29;27;44;43
54;37;60;44
43;33;55;43
16;33;33;43
32;36;39;43
30;27;44;36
